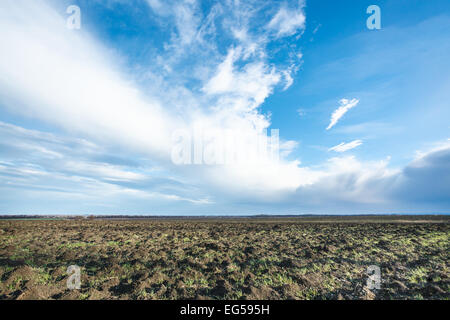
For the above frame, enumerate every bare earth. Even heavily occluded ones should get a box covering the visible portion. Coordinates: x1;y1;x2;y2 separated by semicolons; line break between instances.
0;216;448;300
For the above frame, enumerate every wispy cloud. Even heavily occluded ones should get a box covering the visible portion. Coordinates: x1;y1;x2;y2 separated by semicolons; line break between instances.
329;140;363;153
202;47;281;111
0;121;210;209
326;98;359;130
297;108;306;117
267;0;306;38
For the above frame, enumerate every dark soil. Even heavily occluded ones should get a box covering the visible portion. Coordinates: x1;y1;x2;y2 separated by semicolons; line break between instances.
0;217;448;300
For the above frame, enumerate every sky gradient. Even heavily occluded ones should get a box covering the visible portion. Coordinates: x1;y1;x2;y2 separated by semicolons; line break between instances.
0;0;449;215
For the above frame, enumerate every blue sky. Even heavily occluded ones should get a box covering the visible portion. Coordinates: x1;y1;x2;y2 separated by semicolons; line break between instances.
0;0;449;215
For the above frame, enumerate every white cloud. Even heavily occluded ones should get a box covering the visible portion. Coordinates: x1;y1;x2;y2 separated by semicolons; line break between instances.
63;161;145;182
329;140;363;152
203;47;281;111
282;69;294;91
267;1;306;38
0;1;178;160
326;98;359;130
0;0;310;206
312;24;321;35
280;140;299;157
146;0;166;14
